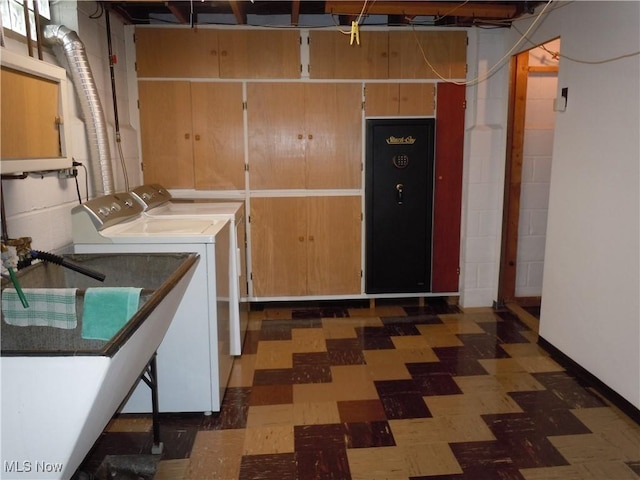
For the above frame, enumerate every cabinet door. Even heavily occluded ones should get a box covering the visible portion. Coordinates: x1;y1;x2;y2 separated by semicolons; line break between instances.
388;31;467;79
138;81;194;188
309;30;389;79
135;28;219;78
191;83;245;190
399;83;435;116
247;83;306;189
307;196;362;295
432;83;465;292
365;83;435;117
304;83;362;189
250;197;307;297
218;30;300;79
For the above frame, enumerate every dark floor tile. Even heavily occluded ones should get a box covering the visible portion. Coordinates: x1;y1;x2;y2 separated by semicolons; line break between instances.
249;384;294;406
345;421;396;448
381;314;444;326
242;329;261;354
523;306;540;319
238;453;297;480
337;399;387;423
259;321;293;340
253;368;294;385
79;432;152;474
296;448;352;480
483;410;591;439
532;372;608;409
293;351;331;367
408;356;487;377
295;424;347;451
362;336;396;350
326;338;366;365
509;390;577;413
501;434;569;469
319;306;351;318
155;426;198;460
292;364;333;383
292;352;333;382
456;334;513;359
413;374;464;396
292;308;323;319
373;382;432;420
449;440;515;471
459;465;525;480
625;461;640;475
211;386;252;430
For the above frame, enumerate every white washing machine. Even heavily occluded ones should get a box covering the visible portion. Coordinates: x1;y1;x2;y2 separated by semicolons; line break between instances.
129;184;247;355
71;192;233;414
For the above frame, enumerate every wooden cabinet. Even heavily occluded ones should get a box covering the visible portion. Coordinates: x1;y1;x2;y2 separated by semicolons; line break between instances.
135;28;219;78
309;30;389;79
365;83;435;116
389;31;467;79
247;82;362;190
250;196;362;297
138;81;244;189
309;30;466;80
218;30;300;79
135;28;299;79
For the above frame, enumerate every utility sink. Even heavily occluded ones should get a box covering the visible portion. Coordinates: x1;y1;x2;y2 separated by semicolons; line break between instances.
0;253;198;480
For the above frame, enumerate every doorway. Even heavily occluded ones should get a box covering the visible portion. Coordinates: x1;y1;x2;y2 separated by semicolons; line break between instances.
499;39;560;321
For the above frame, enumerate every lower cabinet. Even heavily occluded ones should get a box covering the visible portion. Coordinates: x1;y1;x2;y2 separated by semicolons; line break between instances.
250;196;362;297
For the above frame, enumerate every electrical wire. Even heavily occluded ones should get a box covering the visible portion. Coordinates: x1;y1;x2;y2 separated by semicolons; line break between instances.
411;0;556;86
511;23;640;65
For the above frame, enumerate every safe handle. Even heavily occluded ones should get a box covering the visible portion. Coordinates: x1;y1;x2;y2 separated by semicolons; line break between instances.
396;183;404;204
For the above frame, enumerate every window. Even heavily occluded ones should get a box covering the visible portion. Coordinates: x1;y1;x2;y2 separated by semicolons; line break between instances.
1;0;50;41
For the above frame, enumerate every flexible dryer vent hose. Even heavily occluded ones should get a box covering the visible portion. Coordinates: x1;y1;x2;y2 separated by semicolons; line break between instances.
43;24;115;196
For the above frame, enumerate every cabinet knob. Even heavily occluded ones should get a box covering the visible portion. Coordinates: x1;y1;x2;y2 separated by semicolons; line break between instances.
195;134;201;141
298;134;303;140
308;235;314;242
298;236;305;242
221;50;228;57
185;133;190;140
308;134;313;140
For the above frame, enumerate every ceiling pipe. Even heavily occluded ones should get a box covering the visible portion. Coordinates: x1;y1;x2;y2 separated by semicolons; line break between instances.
43;24;115;196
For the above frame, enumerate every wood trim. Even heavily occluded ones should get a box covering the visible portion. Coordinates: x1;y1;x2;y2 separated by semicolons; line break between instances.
432;82;465;293
498;51;528;304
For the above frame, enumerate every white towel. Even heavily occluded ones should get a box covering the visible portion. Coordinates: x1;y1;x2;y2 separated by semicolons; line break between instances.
2;288;78;329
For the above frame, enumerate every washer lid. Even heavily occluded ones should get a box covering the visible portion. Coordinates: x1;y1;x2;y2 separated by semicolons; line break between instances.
108;218;223;236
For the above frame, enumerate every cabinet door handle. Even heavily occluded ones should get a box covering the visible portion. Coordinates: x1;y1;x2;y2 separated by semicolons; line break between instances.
396;183;404;204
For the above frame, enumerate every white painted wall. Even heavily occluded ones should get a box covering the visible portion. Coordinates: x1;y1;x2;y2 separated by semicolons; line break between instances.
1;0;141;254
506;1;639;408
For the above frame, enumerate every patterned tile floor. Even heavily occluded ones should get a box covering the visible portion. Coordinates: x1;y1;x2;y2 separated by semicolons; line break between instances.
78;299;640;480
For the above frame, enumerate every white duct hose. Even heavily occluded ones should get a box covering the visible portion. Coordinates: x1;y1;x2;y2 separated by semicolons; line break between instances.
44;24;114;196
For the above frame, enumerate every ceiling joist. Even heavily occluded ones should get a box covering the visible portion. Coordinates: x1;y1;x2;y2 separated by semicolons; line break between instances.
324;1;520;20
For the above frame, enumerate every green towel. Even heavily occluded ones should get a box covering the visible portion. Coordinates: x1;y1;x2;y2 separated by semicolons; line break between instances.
2;288;77;328
81;287;142;341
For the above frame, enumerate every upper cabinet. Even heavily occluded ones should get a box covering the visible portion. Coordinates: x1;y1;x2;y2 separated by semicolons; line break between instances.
309;30;466;80
218;30;300;78
135;28;299;79
388;31;467;79
309;31;389;79
365;83;435;117
135;28;220;78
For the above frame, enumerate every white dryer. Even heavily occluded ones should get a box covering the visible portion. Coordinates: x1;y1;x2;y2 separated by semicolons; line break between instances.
129;184;247;355
71;192;233;414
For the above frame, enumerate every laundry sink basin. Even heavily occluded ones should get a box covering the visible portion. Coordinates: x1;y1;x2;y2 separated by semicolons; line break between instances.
1;253;199;480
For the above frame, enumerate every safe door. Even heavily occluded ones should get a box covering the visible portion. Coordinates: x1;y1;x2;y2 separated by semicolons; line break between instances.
365;118;435;293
